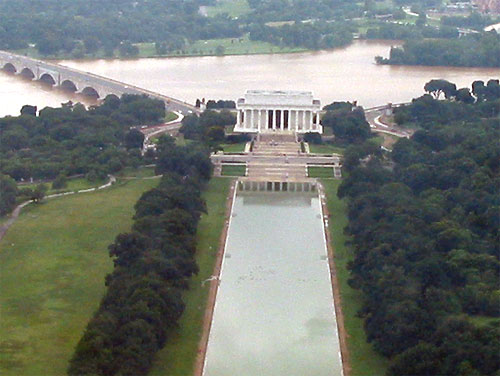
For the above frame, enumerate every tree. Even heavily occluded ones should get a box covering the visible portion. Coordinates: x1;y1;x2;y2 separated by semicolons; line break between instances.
424;79;457;99
31;184;48;202
321;108;371;143
52;174;68;190
455;88;474;104
20;105;37;116
0;174;18;215
125;129;145;149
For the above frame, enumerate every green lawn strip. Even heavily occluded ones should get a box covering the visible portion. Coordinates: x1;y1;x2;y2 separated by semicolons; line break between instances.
467;315;500;327
165;111;179;123
309;144;345;155
308;166;334;178
149;178;231;375
15;34;305;59
322;180;389;376
204;0;251;17
220;142;246;153
221;164;246;176
18;177;104;195
117;166;156;179
0;178;159;376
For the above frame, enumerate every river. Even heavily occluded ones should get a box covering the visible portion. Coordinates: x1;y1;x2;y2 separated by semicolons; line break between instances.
0;40;498;117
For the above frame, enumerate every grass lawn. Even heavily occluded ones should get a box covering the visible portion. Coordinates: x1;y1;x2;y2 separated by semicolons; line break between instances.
308;166;334;178
117;166;156;178
18;177;104;195
165;111;179;123
221;164;246;176
149;178;231;375
467;315;500;327
0;178;159;375
204;0;251;17
220;142;246;153
15;33;305;60
309;143;345;155
322;180;389;376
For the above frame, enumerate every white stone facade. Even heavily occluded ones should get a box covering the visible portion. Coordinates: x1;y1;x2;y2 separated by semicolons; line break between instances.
234;90;322;134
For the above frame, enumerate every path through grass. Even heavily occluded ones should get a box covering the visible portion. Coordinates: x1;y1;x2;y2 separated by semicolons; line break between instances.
0;178;159;375
149;178;231;375
322;180;389;376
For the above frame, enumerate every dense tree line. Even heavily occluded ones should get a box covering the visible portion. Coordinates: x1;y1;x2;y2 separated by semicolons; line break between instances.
0;94;163;182
321;102;372;143
376;32;500;67
180;109;236;144
441;12;499;31
249;20;353;50
243;0;363;23
68;136;212;375
0;0;241;56
367;22;459;40
338;82;500;375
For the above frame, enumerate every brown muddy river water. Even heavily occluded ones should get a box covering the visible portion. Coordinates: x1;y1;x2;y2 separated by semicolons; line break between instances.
1;40;498;117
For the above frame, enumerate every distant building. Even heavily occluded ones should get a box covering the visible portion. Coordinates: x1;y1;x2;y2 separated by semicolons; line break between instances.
234;90;322;134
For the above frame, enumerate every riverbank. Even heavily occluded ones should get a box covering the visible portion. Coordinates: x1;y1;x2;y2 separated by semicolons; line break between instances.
321;179;389;376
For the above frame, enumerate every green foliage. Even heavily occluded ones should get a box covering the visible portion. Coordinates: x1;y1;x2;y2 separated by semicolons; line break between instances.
321;107;371;144
338;83;500;375
179;110;235;146
0;0;241;56
51;174;68;190
0;174;17;215
249;20;353;50
68;141;212;376
378;33;500;67
0;95;161;184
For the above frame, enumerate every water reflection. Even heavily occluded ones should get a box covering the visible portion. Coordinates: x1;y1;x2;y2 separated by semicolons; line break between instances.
203;182;342;376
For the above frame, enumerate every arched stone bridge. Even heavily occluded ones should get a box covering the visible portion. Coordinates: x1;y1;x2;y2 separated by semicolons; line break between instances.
0;50;199;114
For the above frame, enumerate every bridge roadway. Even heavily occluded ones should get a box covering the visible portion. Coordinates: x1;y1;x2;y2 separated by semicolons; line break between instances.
0;50;199;114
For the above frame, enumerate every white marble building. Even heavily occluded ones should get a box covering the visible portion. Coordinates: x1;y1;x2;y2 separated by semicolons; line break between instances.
234;90;322;134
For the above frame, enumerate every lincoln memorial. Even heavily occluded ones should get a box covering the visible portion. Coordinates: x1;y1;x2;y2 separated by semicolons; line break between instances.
234;90;322;134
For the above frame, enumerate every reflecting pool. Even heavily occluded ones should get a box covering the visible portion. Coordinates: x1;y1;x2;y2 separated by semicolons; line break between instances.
203;182;342;376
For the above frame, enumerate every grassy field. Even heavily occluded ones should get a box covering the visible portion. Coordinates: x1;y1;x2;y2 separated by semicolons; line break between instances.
204;0;251;17
17;177;104;195
165;111;179;123
137;34;305;57
221;164;246;176
309;143;345;155
149;178;231;375
16;33;305;60
308;166;334;178
220;142;246;153
322;180;389;376
0;178;159;375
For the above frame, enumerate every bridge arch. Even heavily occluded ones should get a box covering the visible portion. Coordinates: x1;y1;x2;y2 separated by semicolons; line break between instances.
60;79;78;92
81;86;100;98
2;63;16;73
20;67;35;79
39;73;56;85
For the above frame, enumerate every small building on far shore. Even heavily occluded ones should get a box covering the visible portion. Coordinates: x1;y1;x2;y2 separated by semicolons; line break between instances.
233;90;322;134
